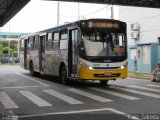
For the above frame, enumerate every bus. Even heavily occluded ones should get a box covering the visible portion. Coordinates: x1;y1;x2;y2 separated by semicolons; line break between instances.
20;19;128;85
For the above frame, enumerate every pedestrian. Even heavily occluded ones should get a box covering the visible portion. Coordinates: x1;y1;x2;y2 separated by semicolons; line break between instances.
152;63;160;82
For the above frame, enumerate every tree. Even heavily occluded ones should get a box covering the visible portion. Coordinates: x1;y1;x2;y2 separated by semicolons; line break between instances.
2;47;12;55
0;40;18;57
0;43;3;57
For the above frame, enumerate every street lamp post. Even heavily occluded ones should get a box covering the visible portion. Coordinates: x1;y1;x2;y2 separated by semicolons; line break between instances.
8;21;10;63
57;2;60;26
111;5;114;19
78;3;80;20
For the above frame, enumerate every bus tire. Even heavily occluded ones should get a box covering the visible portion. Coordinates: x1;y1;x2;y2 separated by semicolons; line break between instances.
29;62;35;76
100;80;108;85
60;66;69;85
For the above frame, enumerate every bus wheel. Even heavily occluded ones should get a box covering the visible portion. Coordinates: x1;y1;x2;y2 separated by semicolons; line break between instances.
100;80;108;85
60;66;69;85
30;62;35;76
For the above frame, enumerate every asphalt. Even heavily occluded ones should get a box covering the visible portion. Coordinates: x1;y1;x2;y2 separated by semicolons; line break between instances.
0;65;160;120
128;71;152;80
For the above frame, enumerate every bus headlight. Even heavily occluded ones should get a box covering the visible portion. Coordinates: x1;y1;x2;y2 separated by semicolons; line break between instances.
120;62;128;69
80;61;93;70
120;66;125;69
89;67;93;70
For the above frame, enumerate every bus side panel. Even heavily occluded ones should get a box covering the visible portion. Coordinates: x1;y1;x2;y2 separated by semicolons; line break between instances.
31;50;39;72
42;50;62;76
32;36;40;73
53;50;61;76
43;51;56;75
20;39;29;70
20;39;25;69
26;39;38;71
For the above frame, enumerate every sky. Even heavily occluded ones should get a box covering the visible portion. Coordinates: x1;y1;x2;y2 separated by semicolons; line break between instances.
0;0;119;33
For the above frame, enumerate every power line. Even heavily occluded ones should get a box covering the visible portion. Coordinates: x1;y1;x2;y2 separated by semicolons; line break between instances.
80;5;110;17
123;13;160;23
130;0;147;5
140;28;160;33
60;5;110;19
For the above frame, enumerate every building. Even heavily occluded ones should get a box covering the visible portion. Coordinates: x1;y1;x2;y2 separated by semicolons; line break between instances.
0;32;26;41
119;6;160;73
0;32;26;58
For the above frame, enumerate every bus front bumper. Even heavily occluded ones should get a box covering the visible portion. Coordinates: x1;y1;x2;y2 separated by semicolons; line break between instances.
78;66;128;80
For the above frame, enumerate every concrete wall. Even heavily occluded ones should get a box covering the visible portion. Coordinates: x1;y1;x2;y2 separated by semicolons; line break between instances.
119;6;160;72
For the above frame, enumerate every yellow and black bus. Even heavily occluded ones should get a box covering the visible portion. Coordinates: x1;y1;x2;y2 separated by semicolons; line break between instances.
20;19;128;85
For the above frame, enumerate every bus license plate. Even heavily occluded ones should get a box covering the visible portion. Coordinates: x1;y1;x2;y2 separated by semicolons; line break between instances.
104;72;112;76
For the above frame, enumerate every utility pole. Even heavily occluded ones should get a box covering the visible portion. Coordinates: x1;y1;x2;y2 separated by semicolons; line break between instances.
57;2;60;26
17;34;20;58
78;3;80;20
111;5;114;19
8;21;11;63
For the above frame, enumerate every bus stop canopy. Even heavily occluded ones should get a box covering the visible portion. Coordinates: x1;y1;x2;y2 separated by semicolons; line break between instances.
0;0;160;27
48;0;160;9
0;0;30;27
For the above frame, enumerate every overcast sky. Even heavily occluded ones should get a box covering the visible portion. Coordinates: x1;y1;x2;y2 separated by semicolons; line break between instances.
0;0;119;33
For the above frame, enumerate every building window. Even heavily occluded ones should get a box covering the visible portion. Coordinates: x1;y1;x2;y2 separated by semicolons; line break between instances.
142;45;150;64
130;48;137;60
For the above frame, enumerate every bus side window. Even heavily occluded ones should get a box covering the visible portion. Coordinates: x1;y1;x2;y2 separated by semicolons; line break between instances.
29;37;34;50
46;32;52;50
118;34;125;47
53;32;59;49
28;38;31;49
35;35;39;50
60;30;67;50
33;36;35;50
20;39;24;51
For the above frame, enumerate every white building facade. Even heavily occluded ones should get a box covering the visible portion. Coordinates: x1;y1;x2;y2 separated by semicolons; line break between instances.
119;6;160;72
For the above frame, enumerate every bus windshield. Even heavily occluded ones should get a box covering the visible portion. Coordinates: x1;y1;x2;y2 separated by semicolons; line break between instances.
81;29;126;57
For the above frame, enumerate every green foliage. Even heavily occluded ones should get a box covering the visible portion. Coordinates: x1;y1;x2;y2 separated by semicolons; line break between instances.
0;41;8;47
0;43;3;57
0;51;3;57
0;40;18;56
2;47;12;54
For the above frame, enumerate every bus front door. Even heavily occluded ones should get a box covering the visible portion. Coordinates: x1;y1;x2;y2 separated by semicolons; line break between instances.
39;35;45;73
24;39;28;69
68;29;78;78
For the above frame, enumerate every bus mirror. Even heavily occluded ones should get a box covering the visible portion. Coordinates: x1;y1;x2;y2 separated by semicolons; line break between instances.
77;41;81;48
77;42;84;51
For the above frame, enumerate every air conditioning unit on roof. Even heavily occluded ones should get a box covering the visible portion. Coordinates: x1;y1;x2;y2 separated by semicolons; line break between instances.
131;31;139;39
131;23;140;30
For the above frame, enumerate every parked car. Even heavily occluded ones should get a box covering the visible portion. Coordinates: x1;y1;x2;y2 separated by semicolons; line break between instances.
13;57;20;63
0;57;15;64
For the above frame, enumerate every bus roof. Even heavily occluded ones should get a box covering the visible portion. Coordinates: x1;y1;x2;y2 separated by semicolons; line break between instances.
20;19;126;39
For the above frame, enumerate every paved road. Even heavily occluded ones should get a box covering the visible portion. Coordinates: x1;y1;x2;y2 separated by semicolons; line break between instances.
0;65;160;120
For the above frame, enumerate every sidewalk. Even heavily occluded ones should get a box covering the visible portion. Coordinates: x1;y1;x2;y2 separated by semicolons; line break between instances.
128;71;152;80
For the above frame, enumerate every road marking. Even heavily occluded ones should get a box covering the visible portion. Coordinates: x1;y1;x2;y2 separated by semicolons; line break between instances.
18;108;126;119
7;110;19;120
0;85;47;89
15;72;49;87
68;88;112;102
146;84;160;88
0;92;19;109
20;91;52;107
89;88;140;100
43;89;83;104
110;86;160;98
128;85;160;93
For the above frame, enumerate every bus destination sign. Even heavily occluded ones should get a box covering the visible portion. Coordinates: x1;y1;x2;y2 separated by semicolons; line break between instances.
89;22;119;29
